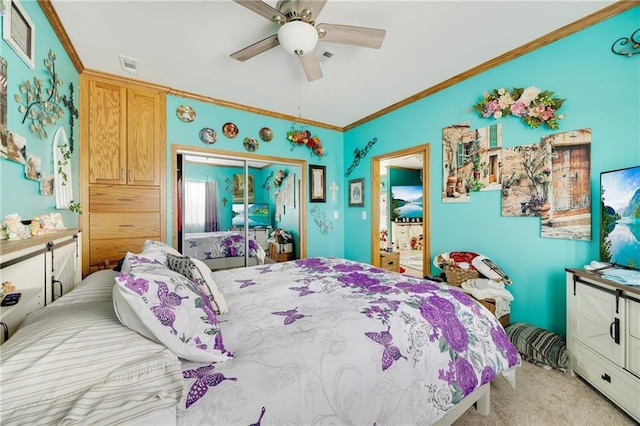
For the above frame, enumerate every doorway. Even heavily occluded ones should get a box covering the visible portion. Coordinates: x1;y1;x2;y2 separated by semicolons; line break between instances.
371;144;430;277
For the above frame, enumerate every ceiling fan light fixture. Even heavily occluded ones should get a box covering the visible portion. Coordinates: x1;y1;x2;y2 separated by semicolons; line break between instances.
277;21;318;56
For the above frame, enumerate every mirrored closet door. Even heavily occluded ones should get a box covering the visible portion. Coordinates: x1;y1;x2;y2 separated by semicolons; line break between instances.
174;147;305;271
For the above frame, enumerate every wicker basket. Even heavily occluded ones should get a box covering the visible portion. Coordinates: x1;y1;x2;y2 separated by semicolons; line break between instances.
444;266;479;286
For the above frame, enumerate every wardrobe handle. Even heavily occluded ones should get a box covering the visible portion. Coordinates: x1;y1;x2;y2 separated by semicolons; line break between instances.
120;168;124;181
118;224;134;227
128;169;133;182
609;318;620;345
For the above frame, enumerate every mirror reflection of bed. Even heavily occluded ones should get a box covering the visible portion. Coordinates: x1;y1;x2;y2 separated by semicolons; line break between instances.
175;150;302;270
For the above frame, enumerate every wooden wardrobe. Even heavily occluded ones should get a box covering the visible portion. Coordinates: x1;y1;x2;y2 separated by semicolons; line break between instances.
80;71;167;276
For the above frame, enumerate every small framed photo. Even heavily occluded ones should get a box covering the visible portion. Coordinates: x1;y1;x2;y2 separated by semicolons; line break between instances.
309;164;326;203
3;0;36;69
348;178;365;207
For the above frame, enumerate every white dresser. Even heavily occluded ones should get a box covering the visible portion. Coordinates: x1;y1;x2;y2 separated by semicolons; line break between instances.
565;268;640;422
0;229;82;343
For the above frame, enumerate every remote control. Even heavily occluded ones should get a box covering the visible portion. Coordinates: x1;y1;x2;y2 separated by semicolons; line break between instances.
1;293;21;306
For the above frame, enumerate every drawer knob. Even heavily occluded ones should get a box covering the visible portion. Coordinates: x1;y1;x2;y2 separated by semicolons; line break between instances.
601;373;611;383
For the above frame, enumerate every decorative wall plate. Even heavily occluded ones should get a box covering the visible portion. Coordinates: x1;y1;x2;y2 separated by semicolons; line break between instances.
222;122;238;138
199;128;217;144
243;137;258;152
259;127;273;142
176;105;196;123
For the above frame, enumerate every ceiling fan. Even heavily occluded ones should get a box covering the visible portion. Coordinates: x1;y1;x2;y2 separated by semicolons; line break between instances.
230;0;386;82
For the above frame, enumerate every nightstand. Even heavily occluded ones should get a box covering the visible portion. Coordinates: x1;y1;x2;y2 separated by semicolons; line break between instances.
474;297;509;328
379;251;400;273
0;288;42;344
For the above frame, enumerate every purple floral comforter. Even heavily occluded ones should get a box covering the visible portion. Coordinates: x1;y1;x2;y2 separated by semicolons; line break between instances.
184;232;266;262
176;257;520;425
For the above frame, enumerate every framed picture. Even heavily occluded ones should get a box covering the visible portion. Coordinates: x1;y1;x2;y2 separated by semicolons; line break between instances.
3;0;35;69
309;164;326;202
232;173;254;203
348;178;364;207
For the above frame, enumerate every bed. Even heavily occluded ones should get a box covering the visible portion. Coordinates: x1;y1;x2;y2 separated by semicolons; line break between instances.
183;231;266;269
0;241;520;425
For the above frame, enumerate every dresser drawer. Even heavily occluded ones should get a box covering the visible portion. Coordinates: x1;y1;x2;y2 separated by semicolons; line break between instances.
572;340;640;419
89;237;151;268
380;251;400;272
89;186;160;212
629;336;640;377
90;212;160;239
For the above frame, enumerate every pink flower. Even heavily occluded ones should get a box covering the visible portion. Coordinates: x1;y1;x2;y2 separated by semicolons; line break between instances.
540;107;555;121
510;101;528;117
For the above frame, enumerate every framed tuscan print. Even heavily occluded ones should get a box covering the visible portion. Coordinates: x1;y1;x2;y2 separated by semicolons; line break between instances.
309;164;326;202
233;173;254;203
348;178;364;207
3;0;35;69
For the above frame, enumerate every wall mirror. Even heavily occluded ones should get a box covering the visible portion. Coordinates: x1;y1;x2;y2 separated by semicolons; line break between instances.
172;145;306;270
371;144;430;277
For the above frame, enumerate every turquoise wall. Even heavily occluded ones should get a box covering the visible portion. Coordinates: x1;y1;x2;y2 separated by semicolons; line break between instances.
165;95;344;258
2;3;637;336
0;1;80;227
343;8;640;334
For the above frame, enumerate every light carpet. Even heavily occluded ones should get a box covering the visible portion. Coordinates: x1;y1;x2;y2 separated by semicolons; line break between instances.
455;360;637;425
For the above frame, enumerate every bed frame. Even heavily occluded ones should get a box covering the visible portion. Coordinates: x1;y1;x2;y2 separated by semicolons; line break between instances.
433;383;490;425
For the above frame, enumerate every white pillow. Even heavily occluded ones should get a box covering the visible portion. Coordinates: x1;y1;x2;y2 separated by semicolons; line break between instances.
113;258;233;363
141;240;182;265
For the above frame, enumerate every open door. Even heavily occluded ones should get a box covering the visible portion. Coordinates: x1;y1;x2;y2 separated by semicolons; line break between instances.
371;144;430;277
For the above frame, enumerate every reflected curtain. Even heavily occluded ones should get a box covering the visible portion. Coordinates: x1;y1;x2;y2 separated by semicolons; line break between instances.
184;180;219;233
204;181;219;232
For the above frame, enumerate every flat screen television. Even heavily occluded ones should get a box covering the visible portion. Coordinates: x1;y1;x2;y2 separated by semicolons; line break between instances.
391;185;423;223
600;165;640;270
232;203;270;228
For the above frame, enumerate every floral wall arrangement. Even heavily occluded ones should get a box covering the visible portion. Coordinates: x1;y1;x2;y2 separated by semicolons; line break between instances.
287;127;325;158
472;86;565;130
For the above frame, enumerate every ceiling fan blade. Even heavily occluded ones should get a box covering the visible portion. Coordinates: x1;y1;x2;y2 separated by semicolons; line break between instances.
299;54;323;82
297;0;327;23
316;23;386;49
230;34;279;61
233;0;287;24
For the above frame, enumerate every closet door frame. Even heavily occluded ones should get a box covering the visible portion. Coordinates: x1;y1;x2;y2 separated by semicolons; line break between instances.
172;144;308;262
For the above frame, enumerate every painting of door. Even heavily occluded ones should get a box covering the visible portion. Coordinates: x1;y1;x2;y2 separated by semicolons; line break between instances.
552;143;590;218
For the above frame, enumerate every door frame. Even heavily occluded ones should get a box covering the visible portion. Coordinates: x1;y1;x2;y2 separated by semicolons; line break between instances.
370;144;431;276
171;144;307;259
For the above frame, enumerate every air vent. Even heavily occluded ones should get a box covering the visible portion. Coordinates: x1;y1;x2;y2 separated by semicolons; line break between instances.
319;49;335;64
119;55;138;74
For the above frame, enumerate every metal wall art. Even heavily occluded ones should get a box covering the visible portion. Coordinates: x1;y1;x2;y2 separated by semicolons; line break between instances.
345;137;377;177
15;49;64;139
611;28;640;57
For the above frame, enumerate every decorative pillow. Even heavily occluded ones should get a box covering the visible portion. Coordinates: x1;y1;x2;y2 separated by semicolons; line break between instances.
505;322;567;370
166;254;229;314
112;260;232;363
140;240;182;266
120;251;164;274
434;251;511;284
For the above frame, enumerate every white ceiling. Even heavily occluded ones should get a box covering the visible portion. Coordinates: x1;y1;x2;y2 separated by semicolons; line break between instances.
50;0;615;129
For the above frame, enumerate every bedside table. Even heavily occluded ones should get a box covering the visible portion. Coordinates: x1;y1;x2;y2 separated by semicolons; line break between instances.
379;251;400;273
0;288;42;344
